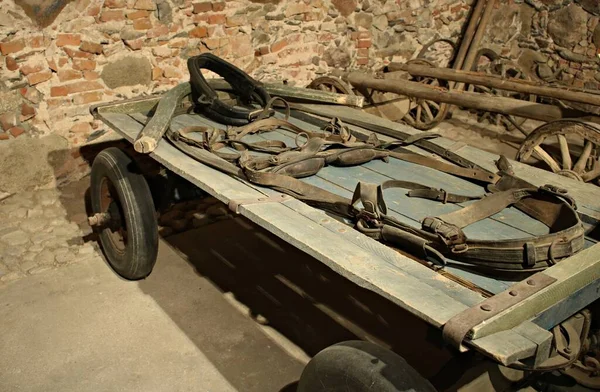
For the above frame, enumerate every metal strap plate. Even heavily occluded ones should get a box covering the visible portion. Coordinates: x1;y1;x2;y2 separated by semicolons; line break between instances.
443;272;556;351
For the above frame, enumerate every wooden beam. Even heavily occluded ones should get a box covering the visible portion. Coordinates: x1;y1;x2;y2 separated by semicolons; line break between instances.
133;82;192;154
396;63;600;108
208;79;364;107
346;72;582;122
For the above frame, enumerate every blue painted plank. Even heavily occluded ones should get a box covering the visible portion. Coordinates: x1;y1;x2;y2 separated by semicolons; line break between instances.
270;124;550;238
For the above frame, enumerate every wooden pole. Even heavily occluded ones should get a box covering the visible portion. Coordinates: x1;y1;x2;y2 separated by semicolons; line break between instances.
451;0;487;73
346;72;583;122
394;63;600;108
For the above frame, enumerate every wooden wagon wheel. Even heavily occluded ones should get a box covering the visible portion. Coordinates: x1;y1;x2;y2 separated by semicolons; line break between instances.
307;76;354;95
416;38;457;68
516;119;600;183
402;58;451;130
468;49;537;132
401;39;457;130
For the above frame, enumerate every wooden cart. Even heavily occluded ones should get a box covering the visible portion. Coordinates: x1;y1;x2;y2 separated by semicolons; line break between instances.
89;90;600;391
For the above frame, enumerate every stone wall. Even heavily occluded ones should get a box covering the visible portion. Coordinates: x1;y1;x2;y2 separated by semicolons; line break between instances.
481;0;599;88
0;0;474;148
0;0;598;147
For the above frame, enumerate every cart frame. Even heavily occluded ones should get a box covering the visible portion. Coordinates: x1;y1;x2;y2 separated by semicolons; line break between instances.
91;95;600;370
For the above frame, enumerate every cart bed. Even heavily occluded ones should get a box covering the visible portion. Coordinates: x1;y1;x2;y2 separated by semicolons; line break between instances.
94;100;600;365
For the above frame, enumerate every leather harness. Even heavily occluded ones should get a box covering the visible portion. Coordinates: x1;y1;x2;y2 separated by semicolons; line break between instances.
170;54;586;273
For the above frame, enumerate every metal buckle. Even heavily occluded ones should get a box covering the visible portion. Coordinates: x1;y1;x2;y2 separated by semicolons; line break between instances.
438;188;449;204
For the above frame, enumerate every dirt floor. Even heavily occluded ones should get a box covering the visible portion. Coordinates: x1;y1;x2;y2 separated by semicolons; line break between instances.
0;175;465;392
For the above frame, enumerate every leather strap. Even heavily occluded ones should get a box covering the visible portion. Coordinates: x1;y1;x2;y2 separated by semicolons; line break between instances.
352;180;585;271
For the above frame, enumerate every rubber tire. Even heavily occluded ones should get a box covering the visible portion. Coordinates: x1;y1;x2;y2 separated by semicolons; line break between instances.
297;341;437;392
91;147;159;280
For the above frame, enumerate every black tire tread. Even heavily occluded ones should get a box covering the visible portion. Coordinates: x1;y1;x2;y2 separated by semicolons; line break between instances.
91;147;158;280
298;341;437;392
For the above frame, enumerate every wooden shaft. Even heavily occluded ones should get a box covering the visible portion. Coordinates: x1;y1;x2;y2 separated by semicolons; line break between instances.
208;79;364;107
461;0;495;72
452;0;487;72
134;82;192;154
346;72;580;122
397;63;600;108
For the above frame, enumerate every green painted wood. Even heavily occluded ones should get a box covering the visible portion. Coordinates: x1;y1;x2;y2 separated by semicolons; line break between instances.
470;243;600;339
469;330;537;366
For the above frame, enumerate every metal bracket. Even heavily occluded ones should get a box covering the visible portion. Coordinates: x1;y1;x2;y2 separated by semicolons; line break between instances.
228;194;291;214
443;272;557;351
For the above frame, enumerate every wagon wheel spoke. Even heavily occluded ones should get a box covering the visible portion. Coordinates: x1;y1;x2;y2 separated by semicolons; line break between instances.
557;135;572;170
421;102;435;122
573;140;593;174
581;160;600;182
416;104;423;124
430;101;440;110
533;145;561;173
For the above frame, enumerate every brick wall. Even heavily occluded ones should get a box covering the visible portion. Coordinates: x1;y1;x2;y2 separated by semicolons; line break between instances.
0;0;598;148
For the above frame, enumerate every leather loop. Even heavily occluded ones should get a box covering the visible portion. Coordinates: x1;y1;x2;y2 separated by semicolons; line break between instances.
524;242;537;268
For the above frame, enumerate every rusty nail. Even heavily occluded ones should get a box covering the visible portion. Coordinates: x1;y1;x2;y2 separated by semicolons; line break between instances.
338;228;347;233
321;219;330;224
480;304;492;311
509;290;518;297
526;279;536;286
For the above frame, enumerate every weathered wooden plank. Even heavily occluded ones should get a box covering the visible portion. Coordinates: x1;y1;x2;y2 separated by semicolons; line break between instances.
533;277;600;330
239;201;472;327
512;321;553;367
99;113;144;135
208;78;365;107
469;321;552;366
269;197;485;307
470;243;600;339
469;330;538;366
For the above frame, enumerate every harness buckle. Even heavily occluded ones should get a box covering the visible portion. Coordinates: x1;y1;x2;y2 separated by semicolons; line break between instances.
358;210;381;227
438;188;449;204
540;184;568;195
539;184;576;209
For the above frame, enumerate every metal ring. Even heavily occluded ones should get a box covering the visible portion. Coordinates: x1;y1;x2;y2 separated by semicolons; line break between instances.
548;236;568;266
295;132;309;148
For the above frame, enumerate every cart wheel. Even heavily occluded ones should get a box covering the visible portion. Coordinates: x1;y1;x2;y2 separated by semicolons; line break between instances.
516;119;600;183
297;341;437;392
90;147;159;280
400;59;449;131
307;76;355;95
